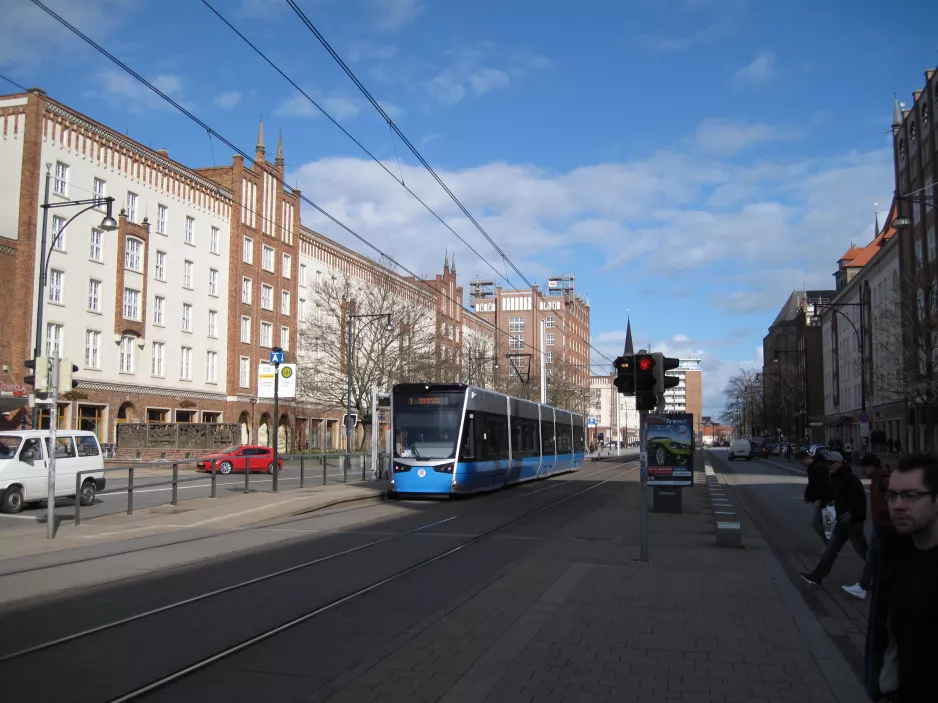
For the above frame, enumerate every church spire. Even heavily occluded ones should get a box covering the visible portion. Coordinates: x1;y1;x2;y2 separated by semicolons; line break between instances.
256;114;265;157
624;317;634;354
444;248;449;271
892;94;902;134
874;202;880;238
276;129;284;167
451;250;455;273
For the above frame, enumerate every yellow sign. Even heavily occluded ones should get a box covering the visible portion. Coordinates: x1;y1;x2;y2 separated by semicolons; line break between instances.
280;366;293;379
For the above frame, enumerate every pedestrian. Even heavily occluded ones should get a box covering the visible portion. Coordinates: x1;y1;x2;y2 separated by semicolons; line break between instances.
842;455;893;600
784;443;791;462
800;450;869;587
796;449;834;545
894;438;902;454
887;437;894;454
865;453;938;702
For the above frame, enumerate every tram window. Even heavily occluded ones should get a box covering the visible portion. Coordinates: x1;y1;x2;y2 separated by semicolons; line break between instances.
541;420;554;453
573;422;584;452
512;419;522;455
461;414;476;460
558;426;571;453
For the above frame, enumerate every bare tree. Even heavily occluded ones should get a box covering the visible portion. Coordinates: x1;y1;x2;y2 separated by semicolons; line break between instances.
720;369;763;437
461;328;496;388
297;263;437;450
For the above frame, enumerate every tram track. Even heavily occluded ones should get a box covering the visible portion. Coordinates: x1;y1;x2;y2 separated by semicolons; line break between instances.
0;461;635;703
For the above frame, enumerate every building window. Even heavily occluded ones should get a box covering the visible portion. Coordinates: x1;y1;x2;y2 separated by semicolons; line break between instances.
54;161;68;196
51;215;66;251
239;357;250;388
151;342;165;376
281;290;291;315
185;216;195;245
242;277;252;304
89;229;103;261
300;264;307;286
88;279;101;312
206;351;218;383
155;250;166;280
261;284;273;310
119;335;135;373
299;299;306;321
914;199;921;225
509;334;524;350
546;351;554;364
546;334;555;346
208;310;218;338
928;177;935;212
126;192;138;222
157;204;167;234
546;315;554;328
209;268;219;296
241;316;251;343
183;260;193;289
49;269;64;303
154;296;165;325
260;321;273;347
509;317;524;333
929;228;936;264
84;330;100;369
93;177;106;206
282;253;291;279
262;246;274;272
210;226;219;254
180;346;192;380
46;323;63;358
123;288;140;320
125;237;143;271
243;237;253;264
916;238;923;268
280;326;290;351
182;303;192;332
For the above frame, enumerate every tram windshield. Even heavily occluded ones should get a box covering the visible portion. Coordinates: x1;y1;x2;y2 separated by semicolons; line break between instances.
392;390;464;460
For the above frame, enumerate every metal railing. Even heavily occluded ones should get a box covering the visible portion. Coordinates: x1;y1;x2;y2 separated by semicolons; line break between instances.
72;452;374;528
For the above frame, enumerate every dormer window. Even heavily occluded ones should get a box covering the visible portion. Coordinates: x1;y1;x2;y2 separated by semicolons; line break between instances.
899;138;905;158
924;103;930;128
910;121;917;143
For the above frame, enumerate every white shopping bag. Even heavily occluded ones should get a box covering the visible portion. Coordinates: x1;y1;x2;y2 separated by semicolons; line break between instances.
821;505;837;541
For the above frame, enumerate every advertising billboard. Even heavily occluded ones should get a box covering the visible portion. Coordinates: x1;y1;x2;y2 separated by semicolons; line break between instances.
645;413;694;487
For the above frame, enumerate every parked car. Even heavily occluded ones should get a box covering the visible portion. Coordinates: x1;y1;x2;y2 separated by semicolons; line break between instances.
196;445;283;475
749;438;769;459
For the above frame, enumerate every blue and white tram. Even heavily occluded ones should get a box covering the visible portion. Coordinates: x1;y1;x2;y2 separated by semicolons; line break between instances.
389;383;587;496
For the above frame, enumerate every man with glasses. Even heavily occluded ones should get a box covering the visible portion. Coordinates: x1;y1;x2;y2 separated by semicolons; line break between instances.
866;454;938;702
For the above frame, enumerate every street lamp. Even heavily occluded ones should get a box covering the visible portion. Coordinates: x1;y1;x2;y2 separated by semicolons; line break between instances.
33;164;117;428
250;397;258;444
345;310;393;476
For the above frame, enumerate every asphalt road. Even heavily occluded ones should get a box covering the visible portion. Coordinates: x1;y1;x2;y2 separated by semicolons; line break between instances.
706;448;872;681
0;459;635;702
0;457;373;532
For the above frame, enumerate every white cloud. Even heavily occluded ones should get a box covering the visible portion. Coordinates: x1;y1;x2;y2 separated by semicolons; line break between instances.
420;132;441;146
423;43;548;106
674;334;690;342
0;0;135;73
214;90;242;109
695;118;798;157
275;92;361;120
735;52;778;84
84;70;190;114
370;0;422;31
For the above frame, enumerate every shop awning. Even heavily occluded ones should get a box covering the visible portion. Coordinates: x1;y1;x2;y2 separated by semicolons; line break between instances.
0;396;29;414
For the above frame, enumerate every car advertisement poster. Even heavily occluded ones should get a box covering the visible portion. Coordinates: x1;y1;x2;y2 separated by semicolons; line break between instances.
645;413;694;487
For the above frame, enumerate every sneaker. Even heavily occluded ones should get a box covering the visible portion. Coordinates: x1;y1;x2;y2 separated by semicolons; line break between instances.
800;573;820;587
841;584;867;600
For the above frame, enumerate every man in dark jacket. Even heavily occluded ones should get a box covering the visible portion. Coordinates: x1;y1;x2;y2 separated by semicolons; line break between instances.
842;455;894;600
865;453;938;702
797;449;834;545
800;450;868;587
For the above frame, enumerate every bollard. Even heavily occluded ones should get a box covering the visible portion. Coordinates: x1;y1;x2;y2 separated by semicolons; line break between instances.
244;456;250;493
716;521;742;548
172;463;179;505
127;467;135;516
361;454;366;481
300;455;305;488
74;471;82;526
322;455;327;485
210;459;217;498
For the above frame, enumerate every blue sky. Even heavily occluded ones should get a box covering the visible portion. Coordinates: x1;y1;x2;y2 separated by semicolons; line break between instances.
3;0;938;415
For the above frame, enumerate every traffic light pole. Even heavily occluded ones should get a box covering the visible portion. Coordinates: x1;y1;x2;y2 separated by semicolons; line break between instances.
639;408;649;563
46;355;58;540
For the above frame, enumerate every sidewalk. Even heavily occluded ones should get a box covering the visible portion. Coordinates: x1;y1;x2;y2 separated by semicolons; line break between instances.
0;480;390;605
323;462;866;702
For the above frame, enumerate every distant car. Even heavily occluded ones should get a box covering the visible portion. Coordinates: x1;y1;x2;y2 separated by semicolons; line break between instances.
647;437;692;467
197;445;283;475
749;438;769;459
728;439;751;461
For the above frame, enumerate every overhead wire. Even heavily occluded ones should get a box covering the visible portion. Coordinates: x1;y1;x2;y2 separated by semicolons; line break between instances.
29;0;606;387
201;0;610;370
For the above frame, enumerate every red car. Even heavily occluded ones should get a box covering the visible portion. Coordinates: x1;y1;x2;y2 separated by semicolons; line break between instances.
197;445;283;475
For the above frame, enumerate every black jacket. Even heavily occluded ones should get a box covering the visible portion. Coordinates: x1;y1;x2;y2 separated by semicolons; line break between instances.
804;459;833;504
830;465;867;523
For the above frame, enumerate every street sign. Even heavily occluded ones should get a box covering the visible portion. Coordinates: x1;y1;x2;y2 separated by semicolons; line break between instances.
858;411;870;424
269;350;285;365
860;422;870;437
257;362;297;399
587;415;597;428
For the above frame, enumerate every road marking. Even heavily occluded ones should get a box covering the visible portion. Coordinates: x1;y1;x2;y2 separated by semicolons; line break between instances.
0;513;42;521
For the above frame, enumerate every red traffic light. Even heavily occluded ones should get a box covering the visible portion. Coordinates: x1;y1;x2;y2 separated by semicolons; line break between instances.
638;356;653;372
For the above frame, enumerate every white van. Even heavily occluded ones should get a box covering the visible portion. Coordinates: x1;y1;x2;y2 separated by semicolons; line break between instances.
728;438;752;461
0;430;106;514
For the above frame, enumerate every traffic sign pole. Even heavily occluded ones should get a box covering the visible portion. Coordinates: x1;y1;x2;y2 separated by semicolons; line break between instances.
270;348;283;493
639;409;649;563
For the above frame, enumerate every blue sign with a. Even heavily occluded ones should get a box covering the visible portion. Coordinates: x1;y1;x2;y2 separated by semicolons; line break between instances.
269;350;285;365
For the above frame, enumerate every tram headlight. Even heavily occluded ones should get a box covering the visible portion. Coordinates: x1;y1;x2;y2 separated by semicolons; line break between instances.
434;463;454;474
393;462;411;473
